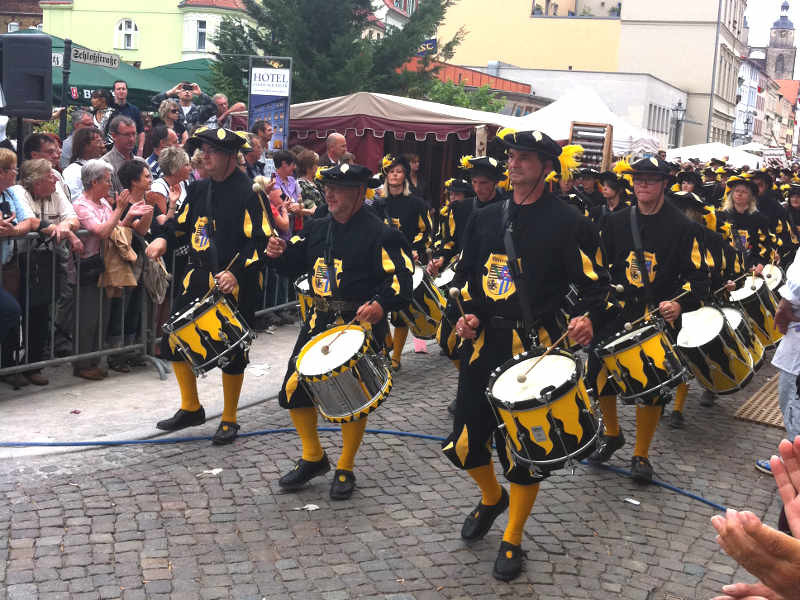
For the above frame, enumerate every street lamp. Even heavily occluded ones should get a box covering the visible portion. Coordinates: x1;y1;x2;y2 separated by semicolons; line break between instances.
670;101;687;148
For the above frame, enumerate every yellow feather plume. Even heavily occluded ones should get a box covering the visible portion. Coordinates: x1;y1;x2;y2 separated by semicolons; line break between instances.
365;187;375;200
444;178;455;188
545;170;559;183
459;155;474;170
613;156;634;186
498;169;512;191
381;154;394;171
495;127;517;141
558;144;583;183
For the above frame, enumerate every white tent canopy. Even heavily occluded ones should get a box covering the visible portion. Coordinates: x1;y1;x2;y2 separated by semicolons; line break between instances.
665;142;762;168
516;86;660;155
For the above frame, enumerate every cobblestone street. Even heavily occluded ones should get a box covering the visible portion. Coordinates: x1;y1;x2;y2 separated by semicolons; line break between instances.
0;349;787;600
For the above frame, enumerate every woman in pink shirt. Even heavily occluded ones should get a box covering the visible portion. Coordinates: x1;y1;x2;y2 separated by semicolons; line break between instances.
71;159;129;380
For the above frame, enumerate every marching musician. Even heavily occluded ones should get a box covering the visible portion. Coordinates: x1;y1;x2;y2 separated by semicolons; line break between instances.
667;191;741;425
430;177;473;271
145;127;269;445
589;171;631;227
574;167;603;209
445;129;609;581
265;163;413;500
587;157;709;483
716;176;774;272
374;154;431;371
751;170;799;265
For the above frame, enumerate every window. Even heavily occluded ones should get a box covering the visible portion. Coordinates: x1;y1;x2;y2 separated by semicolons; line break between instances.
115;19;138;50
776;54;785;76
197;20;207;50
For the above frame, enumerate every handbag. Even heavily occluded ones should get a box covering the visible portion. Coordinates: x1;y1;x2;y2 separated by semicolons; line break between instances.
79;253;105;287
141;255;171;305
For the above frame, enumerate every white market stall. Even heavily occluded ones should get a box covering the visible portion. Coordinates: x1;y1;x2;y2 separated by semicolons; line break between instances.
665;142;763;168
516;86;660;156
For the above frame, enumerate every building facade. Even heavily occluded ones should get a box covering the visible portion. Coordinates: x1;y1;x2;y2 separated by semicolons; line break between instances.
437;0;748;145
40;0;252;68
751;1;796;80
372;0;417;31
1;0;41;33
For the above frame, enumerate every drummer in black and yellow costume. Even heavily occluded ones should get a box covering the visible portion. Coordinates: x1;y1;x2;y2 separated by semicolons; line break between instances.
431;177;474;270
587;157;710;483
717;176;775;272
145;127;270;445
751;169;799;265
589;171;632;227
266;163;413;500
373;154;431;370
667;191;742;427
444;129;609;581
429;156;507;366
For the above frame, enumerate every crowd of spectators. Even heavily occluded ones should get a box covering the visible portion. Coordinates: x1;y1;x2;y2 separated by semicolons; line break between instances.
0;78;364;386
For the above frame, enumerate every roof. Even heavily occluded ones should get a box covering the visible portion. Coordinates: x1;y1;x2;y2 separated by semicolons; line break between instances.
178;0;247;11
366;13;386;30
382;0;409;16
776;79;800;104
403;59;532;94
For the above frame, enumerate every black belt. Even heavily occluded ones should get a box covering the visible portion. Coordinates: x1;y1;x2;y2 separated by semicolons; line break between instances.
311;297;361;312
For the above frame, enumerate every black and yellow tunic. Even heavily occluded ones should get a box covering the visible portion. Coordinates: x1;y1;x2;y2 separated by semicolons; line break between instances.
757;191;798;264
442;192;610;483
716;209;774;269
589;202;710;400
271;206;414;410
703;227;742;295
379;192;431;259
156;169;269;373
433;195;477;266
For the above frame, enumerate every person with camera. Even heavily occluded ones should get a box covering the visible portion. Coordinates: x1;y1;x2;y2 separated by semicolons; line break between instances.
150;82;215;129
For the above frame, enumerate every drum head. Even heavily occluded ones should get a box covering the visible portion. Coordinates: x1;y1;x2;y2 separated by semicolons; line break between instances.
730;277;763;301
721;307;743;329
491;354;577;405
677;307;724;347
412;265;424;289
434;267;455;289
602;324;658;351
295;276;310;293
297;327;366;377
762;265;783;291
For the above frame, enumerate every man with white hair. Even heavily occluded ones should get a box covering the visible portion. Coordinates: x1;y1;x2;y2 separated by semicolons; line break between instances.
319;133;347;167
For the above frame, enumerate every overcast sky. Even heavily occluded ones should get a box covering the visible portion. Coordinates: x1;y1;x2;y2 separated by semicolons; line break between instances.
745;0;800;76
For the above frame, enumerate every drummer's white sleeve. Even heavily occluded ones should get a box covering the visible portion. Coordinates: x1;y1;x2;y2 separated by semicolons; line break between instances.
779;254;800;305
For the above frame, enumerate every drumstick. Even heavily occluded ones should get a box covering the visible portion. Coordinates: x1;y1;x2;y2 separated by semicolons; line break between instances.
623;290;690;331
750;269;758;291
448;287;467;320
516;312;590;384
713;271;754;295
610;283;624;293
321;304;370;355
201;252;239;302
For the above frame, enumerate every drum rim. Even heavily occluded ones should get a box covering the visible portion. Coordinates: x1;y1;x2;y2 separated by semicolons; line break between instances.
597;322;664;355
164;294;236;334
486;347;583;411
296;324;370;380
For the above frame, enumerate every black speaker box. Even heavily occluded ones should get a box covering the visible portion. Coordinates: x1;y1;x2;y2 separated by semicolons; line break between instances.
0;33;53;120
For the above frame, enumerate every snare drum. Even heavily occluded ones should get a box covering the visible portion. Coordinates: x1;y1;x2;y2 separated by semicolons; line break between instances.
722;306;764;371
676;307;753;395
761;264;785;292
596;322;686;403
433;263;457;291
486;348;598;473
165;294;254;376
729;277;782;348
296;325;392;423
394;265;446;339
294;276;313;325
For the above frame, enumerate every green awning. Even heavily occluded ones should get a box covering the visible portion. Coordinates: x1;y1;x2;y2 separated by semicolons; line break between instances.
140;59;216;97
8;30;174;109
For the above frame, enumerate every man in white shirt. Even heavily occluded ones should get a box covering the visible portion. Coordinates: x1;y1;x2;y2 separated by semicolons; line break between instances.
761;252;800;475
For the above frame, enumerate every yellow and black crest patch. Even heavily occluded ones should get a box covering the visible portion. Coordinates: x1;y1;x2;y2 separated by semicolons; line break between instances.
482;253;516;301
625;251;657;288
191;216;211;252
311;257;343;297
733;229;750;251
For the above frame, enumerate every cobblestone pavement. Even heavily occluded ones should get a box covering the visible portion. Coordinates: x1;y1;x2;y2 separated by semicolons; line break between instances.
0;347;787;600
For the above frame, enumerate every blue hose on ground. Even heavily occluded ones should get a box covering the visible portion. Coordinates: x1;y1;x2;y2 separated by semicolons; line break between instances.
1;427;728;511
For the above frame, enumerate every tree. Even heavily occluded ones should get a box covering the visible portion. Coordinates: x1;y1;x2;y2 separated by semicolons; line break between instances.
425;80;505;113
210;0;462;103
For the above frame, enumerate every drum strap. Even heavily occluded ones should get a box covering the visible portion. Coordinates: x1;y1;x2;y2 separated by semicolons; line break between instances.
204;180;220;273
502;199;536;339
324;220;339;297
629;206;655;307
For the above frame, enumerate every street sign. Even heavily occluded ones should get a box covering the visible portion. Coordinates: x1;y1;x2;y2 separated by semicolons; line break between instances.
51;53;63;67
70;47;120;69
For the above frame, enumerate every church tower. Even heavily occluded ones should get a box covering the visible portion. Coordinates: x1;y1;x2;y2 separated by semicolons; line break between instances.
767;1;796;79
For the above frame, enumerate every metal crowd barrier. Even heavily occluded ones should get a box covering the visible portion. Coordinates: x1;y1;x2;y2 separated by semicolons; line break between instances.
0;231;299;384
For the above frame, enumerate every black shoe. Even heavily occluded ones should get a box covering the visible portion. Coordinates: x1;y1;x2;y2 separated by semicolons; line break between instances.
587;431;625;464
156;407;206;431
700;390;716;407
212;421;240;445
493;541;525;582
279;454;331;491
630;456;654;484
669;410;684;429
461;487;509;541
108;357;130;373
329;469;356;500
